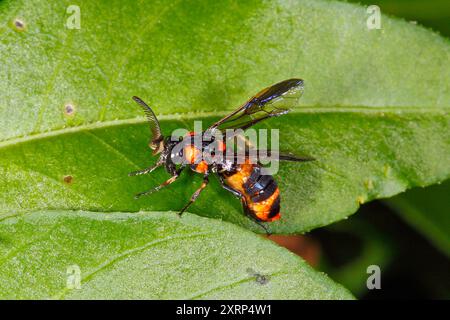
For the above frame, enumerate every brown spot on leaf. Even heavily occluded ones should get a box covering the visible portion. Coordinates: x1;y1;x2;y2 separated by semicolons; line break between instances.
64;103;76;116
13;18;26;31
63;175;73;184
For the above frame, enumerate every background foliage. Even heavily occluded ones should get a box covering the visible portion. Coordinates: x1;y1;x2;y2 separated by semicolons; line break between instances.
313;0;450;299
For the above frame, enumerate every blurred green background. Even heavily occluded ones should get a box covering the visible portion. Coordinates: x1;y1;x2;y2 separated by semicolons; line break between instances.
272;0;450;299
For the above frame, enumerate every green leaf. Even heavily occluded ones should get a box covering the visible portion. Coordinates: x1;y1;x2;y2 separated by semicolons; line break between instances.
385;179;450;257
0;0;449;235
0;210;353;299
348;0;450;37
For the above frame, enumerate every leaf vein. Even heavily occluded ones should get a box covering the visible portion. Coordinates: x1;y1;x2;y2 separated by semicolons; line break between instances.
54;231;213;299
187;270;289;300
1;106;447;150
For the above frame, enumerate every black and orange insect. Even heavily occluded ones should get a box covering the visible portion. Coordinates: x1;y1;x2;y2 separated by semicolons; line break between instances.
130;78;314;232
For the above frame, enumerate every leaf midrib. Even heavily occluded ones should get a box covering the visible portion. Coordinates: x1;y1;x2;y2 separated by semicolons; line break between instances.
187;270;289;300
54;230;214;299
0;106;447;149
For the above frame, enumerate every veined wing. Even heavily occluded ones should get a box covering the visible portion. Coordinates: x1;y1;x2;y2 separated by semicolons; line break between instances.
207;78;304;133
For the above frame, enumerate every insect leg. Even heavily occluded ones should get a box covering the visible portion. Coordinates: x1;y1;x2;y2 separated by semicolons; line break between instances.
251;216;272;236
218;176;242;198
218;176;271;235
134;167;184;199
239;199;272;235
128;162;163;176
178;175;209;216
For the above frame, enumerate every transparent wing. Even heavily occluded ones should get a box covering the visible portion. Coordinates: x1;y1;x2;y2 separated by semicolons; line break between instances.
228;134;315;163
207;78;304;133
257;150;315;162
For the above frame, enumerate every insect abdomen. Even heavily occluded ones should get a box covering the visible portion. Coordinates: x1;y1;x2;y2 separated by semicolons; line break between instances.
243;166;280;222
223;163;281;222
